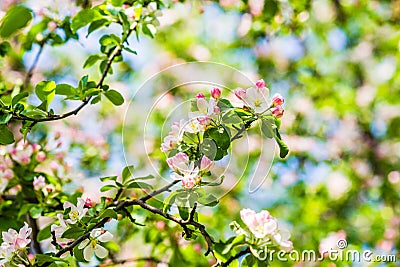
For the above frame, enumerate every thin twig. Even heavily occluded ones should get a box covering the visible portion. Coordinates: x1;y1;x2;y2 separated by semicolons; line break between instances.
23;44;45;89
27;215;43;254
97;256;165;266
141;179;180;202
230;124;246;142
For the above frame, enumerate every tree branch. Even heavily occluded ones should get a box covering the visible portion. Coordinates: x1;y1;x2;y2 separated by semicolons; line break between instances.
230;124;246;142
220;247;250;267
27;215;43;254
97;257;165;266
140;179;180;202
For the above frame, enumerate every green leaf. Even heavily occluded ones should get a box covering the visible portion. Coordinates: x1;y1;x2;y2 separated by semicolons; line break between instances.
126;181;153;190
12;92;29;107
104;89;124;106
142;23;156;38
200;138;217;160
0;41;11;57
61;227;86;239
100;175;118;182
261;117;275;139
0;113;12;124
218;98;234;111
163;191;179;213
71;9;102;32
100;184;117;192
0;6;33;38
178;206;189;220
30;206;43;219
73;245;87;262
37;224;52;242
222;110;242;124
204;127;231;150
129;174;154;181
123;46;137;55
83;54;103;68
98;209;118;220
122;165;134;182
35;81;56;111
0;125;14;144
197;193;218;207
87;19;110;36
55;84;76;96
222;234;246;254
111;0;124;6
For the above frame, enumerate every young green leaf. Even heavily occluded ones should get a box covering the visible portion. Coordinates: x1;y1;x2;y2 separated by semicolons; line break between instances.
0;125;15;144
104;90;124;106
122;165;134;182
0;6;33;38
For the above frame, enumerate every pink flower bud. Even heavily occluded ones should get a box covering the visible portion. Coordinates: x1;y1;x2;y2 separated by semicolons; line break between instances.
84;198;93;208
197;115;210;125
36;151;46;162
196;93;205;99
156;221;166;230
200;156;214;173
32;144;41;151
234;88;246;100
271;93;284;106
255;79;266;89
271;105;284;118
211;87;221;100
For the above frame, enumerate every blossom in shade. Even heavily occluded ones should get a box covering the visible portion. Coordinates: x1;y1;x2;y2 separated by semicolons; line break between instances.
63;198;88;224
0;168;13;180
271;93;284;106
171;162;199;189
188;96;220;126
51;214;72;248
200;156;214;173
161;120;185;152
78;229;113;261
0;178;7;194
33;176;46;191
167;152;189;174
211;87;221;100
10;144;33;165
234;88;246;100
271;105;284;118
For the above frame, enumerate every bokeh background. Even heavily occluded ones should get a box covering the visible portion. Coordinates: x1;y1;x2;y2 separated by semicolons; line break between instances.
1;0;399;266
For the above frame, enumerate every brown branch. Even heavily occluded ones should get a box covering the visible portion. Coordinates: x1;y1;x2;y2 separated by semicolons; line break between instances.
230;124;246;142
140;179;180;202
11;27;135;124
220;247;250;267
27;215;43;254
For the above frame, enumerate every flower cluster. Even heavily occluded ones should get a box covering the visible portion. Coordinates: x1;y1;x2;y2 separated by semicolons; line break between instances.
230;208;293;260
234;79;285;117
50;198;113;261
0;223;32;266
167;152;214;189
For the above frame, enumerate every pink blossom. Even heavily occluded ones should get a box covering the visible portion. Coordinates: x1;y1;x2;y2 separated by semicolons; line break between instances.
271;105;284;118
36;151;46;162
2;222;32;250
33;176;46;191
200;156;214;173
271;93;284;106
0;168;14;179
85;198;93;208
167;153;189;173
197;115;211;125
196;93;205;99
234;88;246;100
255;79;266;89
211;87;221;100
181;175;196;189
240;209;277;239
249;0;265;16
11;145;33;165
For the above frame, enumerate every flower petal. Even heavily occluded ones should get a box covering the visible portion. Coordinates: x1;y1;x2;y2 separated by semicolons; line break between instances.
83;245;94;261
78;239;89;249
98;231;113;243
94;245;108;259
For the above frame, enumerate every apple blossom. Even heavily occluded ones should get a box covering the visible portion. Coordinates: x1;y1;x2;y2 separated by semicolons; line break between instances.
63;198;88;224
161;119;185;152
167;152;189;174
255;79;266;89
51;214;72;248
33;176;46;191
0;243;14;266
211;87;221;100
35;151;46;162
1;222;32;250
0;168;13;180
10;144;33;165
200;155;214;173
78;229;113;261
240;209;277;239
271;105;284;118
0;178;7;194
234;88;246;100
271;93;284;106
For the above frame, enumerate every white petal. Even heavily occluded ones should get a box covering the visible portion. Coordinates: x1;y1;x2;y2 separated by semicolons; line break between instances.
78;239;89;249
83;246;94;261
94;245;108;258
98;231;113;242
63;201;74;210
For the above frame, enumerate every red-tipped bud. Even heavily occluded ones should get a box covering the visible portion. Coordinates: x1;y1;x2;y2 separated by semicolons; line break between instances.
271;105;284;118
271;93;284;106
211;87;221;100
255;79;266;89
234;88;246;100
196;93;205;99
